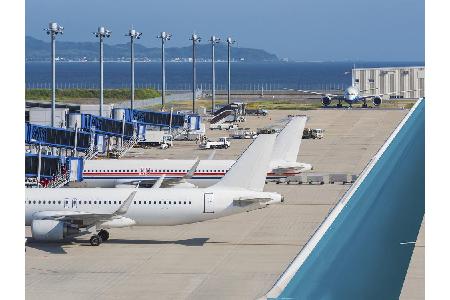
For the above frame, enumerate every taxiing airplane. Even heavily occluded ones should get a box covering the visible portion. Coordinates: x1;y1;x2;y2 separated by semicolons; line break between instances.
297;85;403;108
81;116;311;188
25;134;283;246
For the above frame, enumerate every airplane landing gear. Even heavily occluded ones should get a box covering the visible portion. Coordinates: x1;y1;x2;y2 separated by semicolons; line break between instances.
98;229;110;241
90;234;102;246
362;101;368;108
336;101;343;108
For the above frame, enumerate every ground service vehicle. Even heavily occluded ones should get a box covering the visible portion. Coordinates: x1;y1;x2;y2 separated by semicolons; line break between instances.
303;128;324;139
199;137;231;149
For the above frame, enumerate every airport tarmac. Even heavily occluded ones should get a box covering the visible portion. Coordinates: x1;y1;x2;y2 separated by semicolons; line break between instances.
25;108;423;299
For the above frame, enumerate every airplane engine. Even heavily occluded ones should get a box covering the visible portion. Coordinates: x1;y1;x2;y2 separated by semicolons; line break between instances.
321;96;332;106
373;96;382;106
31;219;79;241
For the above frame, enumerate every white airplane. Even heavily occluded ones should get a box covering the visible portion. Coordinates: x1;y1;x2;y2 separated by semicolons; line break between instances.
25;134;283;246
81;116;312;188
297;86;415;108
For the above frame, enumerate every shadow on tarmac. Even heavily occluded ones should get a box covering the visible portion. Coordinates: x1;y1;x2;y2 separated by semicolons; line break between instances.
26;237;210;254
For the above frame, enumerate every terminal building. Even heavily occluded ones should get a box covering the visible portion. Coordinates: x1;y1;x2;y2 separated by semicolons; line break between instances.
352;66;425;99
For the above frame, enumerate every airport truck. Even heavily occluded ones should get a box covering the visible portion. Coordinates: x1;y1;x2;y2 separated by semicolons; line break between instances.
138;131;173;148
199;137;231;149
246;109;268;116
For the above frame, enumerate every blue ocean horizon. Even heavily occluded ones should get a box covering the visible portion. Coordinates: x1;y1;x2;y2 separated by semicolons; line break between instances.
26;61;424;91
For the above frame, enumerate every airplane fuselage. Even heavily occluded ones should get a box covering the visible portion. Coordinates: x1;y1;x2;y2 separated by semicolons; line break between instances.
25;188;282;227
81;159;312;188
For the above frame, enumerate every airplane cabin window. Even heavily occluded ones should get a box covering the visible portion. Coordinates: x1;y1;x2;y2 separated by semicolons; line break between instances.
28;201;31;204
179;201;181;204
169;201;171;204
134;201;136;204
114;201;116;204
33;201;36;204
189;201;191;204
109;201;111;204
84;201;87;204
94;201;97;204
58;201;61;204
139;201;141;204
53;201;56;204
159;201;161;204
164;201;166;204
144;201;146;204
79;201;81;204
154;201;156;204
119;201;122;204
38;201;41;204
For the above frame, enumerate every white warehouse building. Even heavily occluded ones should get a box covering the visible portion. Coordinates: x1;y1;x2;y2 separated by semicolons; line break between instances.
352;66;425;99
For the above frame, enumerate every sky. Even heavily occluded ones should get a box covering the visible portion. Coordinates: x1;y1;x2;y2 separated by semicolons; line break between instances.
25;0;424;62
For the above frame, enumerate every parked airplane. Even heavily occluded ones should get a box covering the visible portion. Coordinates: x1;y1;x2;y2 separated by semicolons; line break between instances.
25;134;283;246
81;116;311;188
298;86;412;108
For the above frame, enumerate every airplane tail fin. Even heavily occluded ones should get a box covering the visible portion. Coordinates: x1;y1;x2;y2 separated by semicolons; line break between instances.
271;116;307;163
213;134;276;192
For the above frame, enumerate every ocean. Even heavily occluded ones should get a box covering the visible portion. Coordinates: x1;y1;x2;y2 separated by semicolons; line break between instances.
25;61;424;91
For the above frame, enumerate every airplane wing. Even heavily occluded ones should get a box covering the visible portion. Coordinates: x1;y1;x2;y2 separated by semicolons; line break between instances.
155;158;201;188
296;89;340;98
32;191;137;226
263;99;425;299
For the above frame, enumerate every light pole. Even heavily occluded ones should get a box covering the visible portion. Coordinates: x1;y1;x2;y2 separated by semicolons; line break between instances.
210;36;220;114
126;28;142;111
44;22;63;127
93;26;111;117
190;33;201;113
157;32;171;110
226;37;236;104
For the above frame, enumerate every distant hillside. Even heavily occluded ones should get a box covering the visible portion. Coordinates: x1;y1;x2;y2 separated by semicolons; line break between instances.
25;36;279;62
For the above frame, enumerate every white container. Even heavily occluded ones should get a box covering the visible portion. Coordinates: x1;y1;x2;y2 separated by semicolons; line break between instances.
68;113;82;129
29;107;68;127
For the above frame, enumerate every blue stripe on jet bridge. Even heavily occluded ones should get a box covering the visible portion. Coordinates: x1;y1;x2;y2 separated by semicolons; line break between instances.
268;99;425;300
